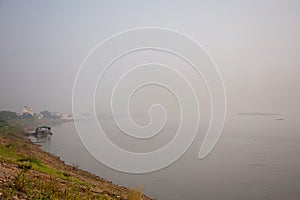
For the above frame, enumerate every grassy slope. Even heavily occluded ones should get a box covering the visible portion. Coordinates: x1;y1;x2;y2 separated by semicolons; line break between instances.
0;120;150;200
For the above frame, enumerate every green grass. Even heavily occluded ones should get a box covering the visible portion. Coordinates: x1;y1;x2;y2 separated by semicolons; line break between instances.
0;143;21;163
0;141;86;185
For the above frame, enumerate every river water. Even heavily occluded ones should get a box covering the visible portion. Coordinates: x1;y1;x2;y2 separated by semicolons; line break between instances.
32;115;300;200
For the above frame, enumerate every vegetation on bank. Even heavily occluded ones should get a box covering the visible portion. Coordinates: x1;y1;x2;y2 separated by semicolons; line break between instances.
0;117;149;200
0;110;71;127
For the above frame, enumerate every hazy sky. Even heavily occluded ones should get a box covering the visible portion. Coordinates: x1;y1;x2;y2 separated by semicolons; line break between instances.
0;0;299;117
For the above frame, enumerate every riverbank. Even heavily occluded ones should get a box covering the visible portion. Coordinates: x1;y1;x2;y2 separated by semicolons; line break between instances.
0;120;152;200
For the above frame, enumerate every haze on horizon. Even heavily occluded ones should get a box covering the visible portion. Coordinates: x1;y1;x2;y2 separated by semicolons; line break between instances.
0;0;299;122
1;2;300;199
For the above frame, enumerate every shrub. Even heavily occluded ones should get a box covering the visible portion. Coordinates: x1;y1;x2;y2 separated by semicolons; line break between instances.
127;187;143;200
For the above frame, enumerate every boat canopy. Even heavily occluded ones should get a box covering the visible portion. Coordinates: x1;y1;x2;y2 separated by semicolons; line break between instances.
35;126;51;132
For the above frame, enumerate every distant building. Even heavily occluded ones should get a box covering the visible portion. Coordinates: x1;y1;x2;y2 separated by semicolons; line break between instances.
22;106;34;116
61;113;74;120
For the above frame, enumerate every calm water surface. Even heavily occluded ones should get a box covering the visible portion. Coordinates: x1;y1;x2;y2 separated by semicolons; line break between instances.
33;116;300;200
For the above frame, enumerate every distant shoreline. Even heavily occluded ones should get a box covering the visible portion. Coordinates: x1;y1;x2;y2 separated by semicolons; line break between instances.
237;112;281;116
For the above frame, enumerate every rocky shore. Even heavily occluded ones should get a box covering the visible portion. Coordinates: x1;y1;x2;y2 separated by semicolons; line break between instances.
0;120;152;200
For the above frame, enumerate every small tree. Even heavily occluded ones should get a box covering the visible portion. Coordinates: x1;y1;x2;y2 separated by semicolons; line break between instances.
21;113;34;120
